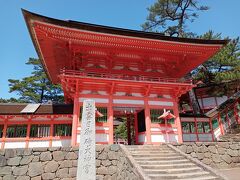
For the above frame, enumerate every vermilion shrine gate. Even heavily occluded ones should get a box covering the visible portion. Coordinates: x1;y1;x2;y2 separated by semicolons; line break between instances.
0;10;229;148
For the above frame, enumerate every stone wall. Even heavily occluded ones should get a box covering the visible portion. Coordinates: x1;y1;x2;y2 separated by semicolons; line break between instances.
174;142;240;169
0;145;141;180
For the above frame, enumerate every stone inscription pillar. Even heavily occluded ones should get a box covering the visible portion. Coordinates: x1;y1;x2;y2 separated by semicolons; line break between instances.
77;99;96;180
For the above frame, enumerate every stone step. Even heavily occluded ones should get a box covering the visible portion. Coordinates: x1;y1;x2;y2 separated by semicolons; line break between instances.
148;171;210;179
177;176;220;180
128;149;175;152
134;156;185;161
137;159;190;165
140;163;196;169
131;153;179;157
144;167;202;174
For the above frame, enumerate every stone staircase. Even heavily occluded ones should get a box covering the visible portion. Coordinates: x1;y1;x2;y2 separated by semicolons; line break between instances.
126;145;224;180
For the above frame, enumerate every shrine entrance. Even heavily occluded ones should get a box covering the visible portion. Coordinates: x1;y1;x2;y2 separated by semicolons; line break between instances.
113;107;145;145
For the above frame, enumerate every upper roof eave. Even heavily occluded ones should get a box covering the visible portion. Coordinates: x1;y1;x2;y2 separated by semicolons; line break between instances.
22;9;229;46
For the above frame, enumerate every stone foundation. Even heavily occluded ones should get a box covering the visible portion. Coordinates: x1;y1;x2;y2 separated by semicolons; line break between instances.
174;142;240;169
0;145;140;180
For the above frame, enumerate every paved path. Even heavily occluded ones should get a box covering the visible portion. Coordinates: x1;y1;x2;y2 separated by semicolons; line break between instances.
221;168;240;180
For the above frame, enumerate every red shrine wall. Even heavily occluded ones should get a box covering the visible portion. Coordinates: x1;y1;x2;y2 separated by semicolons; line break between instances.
0;114;73;149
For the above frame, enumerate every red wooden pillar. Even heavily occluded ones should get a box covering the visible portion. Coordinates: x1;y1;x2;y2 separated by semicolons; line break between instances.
108;96;114;144
194;117;199;142
209;118;215;141
134;112;138;145
173;100;183;143
217;113;224;135
49;116;54;147
1;116;7;149
25;115;31;148
144;98;151;144
71;95;80;146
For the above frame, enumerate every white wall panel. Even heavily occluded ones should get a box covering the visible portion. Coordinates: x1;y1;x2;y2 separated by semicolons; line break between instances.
5;142;26;149
148;101;173;106
28;141;49;148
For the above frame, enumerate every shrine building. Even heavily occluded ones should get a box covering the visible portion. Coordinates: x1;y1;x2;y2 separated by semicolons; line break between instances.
0;10;230;149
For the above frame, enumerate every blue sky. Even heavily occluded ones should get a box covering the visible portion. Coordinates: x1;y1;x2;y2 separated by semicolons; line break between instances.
0;0;239;99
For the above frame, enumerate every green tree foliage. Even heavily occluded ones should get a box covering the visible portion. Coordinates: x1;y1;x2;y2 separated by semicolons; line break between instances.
8;58;64;103
0;98;28;103
142;0;209;37
115;121;127;141
193;31;240;85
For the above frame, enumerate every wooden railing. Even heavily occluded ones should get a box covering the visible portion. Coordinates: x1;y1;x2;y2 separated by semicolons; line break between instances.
60;69;192;84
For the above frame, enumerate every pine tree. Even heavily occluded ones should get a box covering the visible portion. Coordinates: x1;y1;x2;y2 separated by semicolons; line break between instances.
8;58;64;103
142;0;209;37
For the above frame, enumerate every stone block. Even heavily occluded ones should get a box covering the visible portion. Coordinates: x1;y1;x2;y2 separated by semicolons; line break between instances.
16;176;30;180
69;167;77;177
5;149;16;158
190;152;197;158
53;151;65;161
72;160;78;167
96;175;104;180
32;156;40;162
20;155;34;165
227;149;238;157
44;161;59;173
28;162;44;177
97;166;108;175
179;145;187;153
31;176;41;180
40;151;52;161
7;156;21;166
2;175;15;180
218;148;226;155
13;165;28;176
16;149;32;156
110;144;120;152
204;152;212;158
65;152;77;160
96;145;104;153
212;154;222;163
59;160;72;168
196;153;204;160
42;173;56;180
108;166;117;175
217;142;229;148
221;154;232;164
56;168;70;178
230;144;239;150
186;146;193;153
208;146;217;154
232;156;240;163
201;158;212;165
0;166;12;176
101;160;111;167
0;155;7;166
33;147;48;152
98;152;107;160
96;160;101;167
108;151;118;160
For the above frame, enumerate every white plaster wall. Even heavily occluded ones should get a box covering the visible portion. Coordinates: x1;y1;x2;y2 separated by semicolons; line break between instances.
150;127;177;132
77;134;109;143
148;101;173;106
198;134;212;141
28;141;50;148
96;134;109;143
214;127;221;140
132;93;142;97
52;139;71;147
55;116;72;121
196;118;209;122
183;134;197;142
180;117;194;122
151;134;178;143
32;117;50;121
4;142;26;149
79;98;109;103
96;126;109;130
138;134;146;143
113;99;144;105
81;90;91;94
